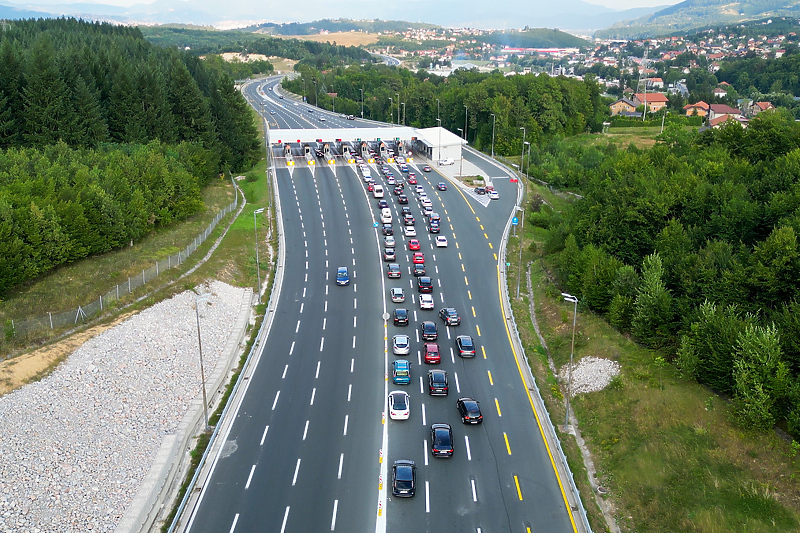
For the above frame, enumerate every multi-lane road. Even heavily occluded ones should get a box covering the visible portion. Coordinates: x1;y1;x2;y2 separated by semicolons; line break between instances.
181;76;579;533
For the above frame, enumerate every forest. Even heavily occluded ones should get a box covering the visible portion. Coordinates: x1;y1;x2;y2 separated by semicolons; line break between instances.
533;110;800;436
283;64;608;156
0;18;261;294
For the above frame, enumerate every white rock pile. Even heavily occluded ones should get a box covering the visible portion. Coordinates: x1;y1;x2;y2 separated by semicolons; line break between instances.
0;281;249;533
560;356;621;396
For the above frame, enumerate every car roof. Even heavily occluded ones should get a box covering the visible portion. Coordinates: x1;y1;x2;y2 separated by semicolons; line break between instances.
394;359;410;368
429;369;446;377
431;423;450;430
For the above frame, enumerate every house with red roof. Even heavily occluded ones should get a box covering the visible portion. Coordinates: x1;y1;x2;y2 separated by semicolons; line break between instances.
632;92;669;112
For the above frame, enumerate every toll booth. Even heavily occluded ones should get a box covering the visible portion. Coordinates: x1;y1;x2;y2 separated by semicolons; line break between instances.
303;143;315;165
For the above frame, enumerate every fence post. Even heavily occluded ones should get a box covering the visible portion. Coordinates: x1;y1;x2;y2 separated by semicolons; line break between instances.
142;270;145;285
156;261;159;277
49;312;53;330
100;295;103;311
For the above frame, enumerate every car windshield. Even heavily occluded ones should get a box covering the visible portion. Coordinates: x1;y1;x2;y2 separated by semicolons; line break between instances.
397;309;407;317
395;369;409;377
436;429;452;446
396;337;408;346
461;337;473;347
391;395;407;409
396;467;413;483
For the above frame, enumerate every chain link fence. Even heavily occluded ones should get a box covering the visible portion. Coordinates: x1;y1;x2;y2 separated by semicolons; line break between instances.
6;194;239;341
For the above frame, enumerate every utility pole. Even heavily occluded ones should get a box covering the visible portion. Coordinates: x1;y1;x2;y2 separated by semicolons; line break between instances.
490;113;496;158
561;293;579;430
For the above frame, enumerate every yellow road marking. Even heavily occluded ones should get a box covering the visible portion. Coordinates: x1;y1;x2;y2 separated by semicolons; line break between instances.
461;264;465;272
487;371;493;385
495;398;502;416
468;290;472;300
504;432;511;454
484;233;489;239
494;253;498;260
480;225;484;230
464;276;469;286
496;265;579;531
489;242;493;249
456;242;460;249
476;216;481;222
458;253;463;260
481;346;486;359
472;306;476;317
514;475;523;500
476;325;481;336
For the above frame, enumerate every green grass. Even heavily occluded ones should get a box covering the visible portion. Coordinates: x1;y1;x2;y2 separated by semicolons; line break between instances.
511;198;800;532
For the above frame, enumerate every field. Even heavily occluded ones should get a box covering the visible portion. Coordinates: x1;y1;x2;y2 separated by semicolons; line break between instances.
274;31;379;47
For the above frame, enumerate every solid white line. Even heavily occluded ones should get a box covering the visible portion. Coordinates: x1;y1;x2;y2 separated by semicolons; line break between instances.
292;459;301;486
471;478;478;502
282;364;289;379
315;361;321;379
347;384;352;401
337;453;344;479
331;499;339;531
245;464;256;489
320;337;325;351
229;514;239;533
455;372;461;393
310;388;316;405
260;425;269;446
280;506;290;533
465;435;472;461
343;415;349;435
302;420;309;440
421;403;426;426
425;481;430;513
272;391;280;410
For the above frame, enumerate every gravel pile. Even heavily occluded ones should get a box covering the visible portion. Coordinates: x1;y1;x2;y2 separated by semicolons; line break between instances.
560;356;621;397
0;281;248;533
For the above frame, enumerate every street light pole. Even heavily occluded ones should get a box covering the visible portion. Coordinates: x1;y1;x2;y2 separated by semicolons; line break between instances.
253;207;265;302
523;141;530;180
516;207;524;298
389;97;393;124
519;127;526;179
464;105;468;141
561;293;579;430
457;128;464;177
194;292;212;429
396;93;400;125
436;118;441;164
490;113;496;158
401;102;405;126
360;88;364;119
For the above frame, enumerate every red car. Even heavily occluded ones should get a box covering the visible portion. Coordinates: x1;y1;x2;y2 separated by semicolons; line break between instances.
424;342;441;364
413;252;425;264
368;183;374;192
408;176;417;185
408;240;421;251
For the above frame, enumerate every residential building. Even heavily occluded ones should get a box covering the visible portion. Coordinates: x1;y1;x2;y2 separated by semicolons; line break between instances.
609;98;637;116
632;92;669;112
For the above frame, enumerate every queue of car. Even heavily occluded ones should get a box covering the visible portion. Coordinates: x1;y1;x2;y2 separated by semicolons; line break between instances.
358;155;484;502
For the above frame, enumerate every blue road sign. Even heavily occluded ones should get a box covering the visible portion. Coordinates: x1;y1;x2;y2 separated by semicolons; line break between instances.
512;217;519;226
373;222;379;228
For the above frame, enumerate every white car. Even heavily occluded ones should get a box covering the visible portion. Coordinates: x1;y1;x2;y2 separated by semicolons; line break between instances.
384;235;396;247
387;176;396;185
415;185;425;195
391;287;405;303
404;226;417;237
388;390;410;420
436;236;448;247
393;334;411;355
438;158;454;166
420;294;434;310
489;190;500;200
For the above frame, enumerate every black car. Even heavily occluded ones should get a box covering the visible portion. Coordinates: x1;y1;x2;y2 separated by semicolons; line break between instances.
456;335;476;357
428;223;440;234
474;186;487;195
420;321;438;341
392;460;416;497
428;369;449;396
417;277;433;293
387;263;402;279
398;194;409;204
382;224;394;236
438;307;461;326
394;308;409;326
378;200;389;209
394;186;404;195
430;423;454;457
404;214;415;226
413;263;426;276
401;206;412;215
456;397;483;424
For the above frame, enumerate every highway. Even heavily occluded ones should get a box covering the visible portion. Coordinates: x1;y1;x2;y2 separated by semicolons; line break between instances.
182;76;578;533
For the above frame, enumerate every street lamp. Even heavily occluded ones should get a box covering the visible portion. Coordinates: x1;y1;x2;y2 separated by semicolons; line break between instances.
389;97;393;124
436;118;441;163
457;128;464;177
253;207;265;303
396;92;400;125
194;292;212;429
519;127;526;179
312;79;317;106
516;207;525;298
436;98;440;127
360;88;364;119
561;293;579;430
523;141;530;180
401;102;406;126
490;113;496;158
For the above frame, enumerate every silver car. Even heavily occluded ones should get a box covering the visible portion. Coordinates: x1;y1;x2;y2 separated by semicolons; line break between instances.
393;334;411;355
391;287;405;303
384;235;396;247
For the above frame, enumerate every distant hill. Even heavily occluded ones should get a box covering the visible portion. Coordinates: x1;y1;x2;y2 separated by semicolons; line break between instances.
597;0;800;39
244;19;438;35
478;29;590;49
0;3;50;18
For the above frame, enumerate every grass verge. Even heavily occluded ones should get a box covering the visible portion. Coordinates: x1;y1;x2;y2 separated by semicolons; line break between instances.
511;181;800;533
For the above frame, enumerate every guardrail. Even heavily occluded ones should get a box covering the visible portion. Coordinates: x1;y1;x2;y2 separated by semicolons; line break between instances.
5;181;239;344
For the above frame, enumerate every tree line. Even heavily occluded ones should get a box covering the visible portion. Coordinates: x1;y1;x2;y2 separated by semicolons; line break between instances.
534;110;800;435
283;64;608;157
0;18;261;294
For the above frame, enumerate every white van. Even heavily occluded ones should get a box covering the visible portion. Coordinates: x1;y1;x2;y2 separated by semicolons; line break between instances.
438;158;454;166
373;185;385;198
381;208;392;224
